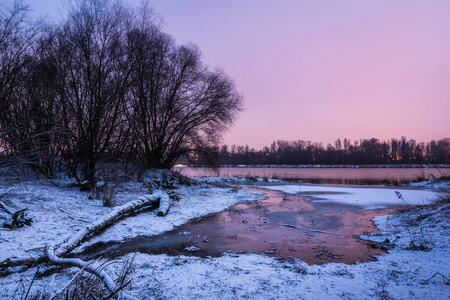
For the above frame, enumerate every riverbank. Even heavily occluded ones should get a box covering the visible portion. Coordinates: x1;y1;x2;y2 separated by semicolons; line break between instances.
0;170;449;299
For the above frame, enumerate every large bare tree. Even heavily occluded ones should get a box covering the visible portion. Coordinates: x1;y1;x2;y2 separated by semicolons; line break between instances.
54;0;131;184
126;17;242;168
0;1;60;175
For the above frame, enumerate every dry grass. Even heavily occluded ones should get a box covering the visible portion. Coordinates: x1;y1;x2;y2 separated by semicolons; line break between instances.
436;189;450;205
14;256;136;300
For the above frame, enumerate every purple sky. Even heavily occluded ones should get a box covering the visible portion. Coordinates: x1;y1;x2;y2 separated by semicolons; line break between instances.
32;0;450;149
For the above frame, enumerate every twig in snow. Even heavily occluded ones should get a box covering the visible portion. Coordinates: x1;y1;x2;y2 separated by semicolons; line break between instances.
0;200;14;215
50;266;87;300
280;223;340;236
26;246;45;252
422;272;450;285
24;265;40;300
58;208;90;222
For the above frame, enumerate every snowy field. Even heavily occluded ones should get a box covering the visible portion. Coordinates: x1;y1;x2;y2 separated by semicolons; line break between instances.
0;169;449;299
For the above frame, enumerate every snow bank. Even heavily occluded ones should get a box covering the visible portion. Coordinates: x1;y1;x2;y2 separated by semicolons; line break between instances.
407;180;450;190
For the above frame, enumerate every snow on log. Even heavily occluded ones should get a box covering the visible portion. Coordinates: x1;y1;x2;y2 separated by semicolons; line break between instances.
46;244;138;300
46;244;115;291
55;191;166;257
157;192;172;216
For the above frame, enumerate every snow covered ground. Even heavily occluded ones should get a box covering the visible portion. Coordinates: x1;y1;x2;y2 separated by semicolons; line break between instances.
0;169;449;299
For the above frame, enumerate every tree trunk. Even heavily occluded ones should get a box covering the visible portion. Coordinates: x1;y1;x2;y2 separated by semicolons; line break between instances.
156;193;171;216
55;191;165;257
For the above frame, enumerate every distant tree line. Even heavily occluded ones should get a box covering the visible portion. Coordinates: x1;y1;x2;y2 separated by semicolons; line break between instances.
0;0;242;185
212;137;450;166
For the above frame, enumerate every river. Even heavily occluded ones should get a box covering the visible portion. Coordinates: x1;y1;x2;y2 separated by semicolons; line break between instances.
175;166;450;185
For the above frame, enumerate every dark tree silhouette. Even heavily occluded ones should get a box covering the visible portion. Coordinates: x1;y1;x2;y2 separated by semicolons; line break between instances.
0;0;244;180
53;0;131;184
2;31;63;177
126;16;242;168
0;1;51;171
217;137;450;166
0;1;31;113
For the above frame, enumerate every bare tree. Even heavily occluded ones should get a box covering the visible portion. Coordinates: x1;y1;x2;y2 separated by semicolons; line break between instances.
125;17;242;168
0;1;30;111
0;1;61;175
17;28;65;177
53;0;131;184
0;1;34;160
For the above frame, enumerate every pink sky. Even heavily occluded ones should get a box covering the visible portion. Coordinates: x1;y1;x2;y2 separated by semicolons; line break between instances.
34;0;450;149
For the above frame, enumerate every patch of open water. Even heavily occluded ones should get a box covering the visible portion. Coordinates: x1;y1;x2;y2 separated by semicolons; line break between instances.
75;184;436;265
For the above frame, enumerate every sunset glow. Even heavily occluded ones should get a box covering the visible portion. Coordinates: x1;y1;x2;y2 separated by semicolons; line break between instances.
34;0;450;149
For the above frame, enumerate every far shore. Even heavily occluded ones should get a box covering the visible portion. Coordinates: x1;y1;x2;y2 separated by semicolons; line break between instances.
182;164;450;169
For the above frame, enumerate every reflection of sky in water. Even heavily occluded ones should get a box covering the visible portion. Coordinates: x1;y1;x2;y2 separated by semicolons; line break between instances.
260;185;438;210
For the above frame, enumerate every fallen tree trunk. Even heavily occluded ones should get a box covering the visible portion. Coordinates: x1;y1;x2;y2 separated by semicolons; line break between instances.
55;191;165;257
0;191;166;268
156;193;172;216
1;190;171;299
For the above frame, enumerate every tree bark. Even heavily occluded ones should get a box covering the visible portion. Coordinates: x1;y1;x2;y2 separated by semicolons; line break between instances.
156;193;171;216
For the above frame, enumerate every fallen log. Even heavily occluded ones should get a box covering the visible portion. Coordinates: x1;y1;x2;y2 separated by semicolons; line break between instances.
0;191;166;268
280;223;340;236
157;193;172;216
1;191;169;299
55;191;165;257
